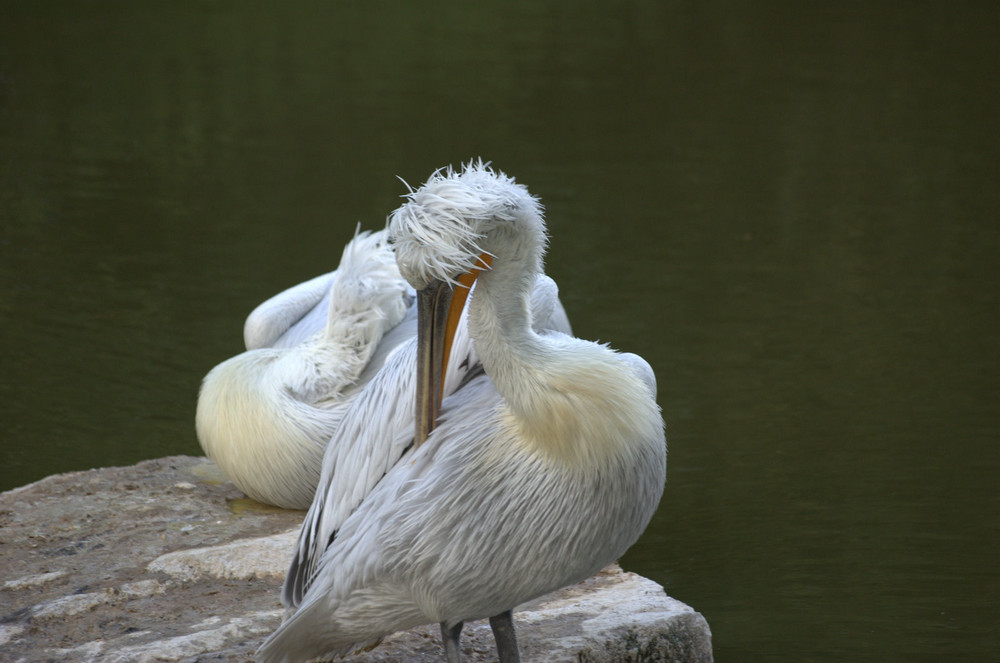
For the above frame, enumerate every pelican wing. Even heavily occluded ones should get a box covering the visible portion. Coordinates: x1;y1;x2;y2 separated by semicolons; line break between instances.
282;273;571;608
243;270;337;350
283;335;420;608
243;229;409;351
528;272;573;337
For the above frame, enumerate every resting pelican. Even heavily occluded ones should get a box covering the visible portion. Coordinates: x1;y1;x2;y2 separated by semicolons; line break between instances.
256;162;666;662
196;229;573;509
195;230;412;509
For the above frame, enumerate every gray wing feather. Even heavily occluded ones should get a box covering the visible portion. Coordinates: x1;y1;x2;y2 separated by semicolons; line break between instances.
282;273;572;608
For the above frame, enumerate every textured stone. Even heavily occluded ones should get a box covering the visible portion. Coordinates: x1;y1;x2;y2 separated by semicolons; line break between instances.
0;456;712;662
148;530;297;582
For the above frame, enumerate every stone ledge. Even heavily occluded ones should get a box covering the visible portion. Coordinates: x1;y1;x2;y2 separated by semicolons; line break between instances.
0;456;712;662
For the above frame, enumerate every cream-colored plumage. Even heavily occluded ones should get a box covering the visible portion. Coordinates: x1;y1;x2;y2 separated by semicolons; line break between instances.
257;162;666;662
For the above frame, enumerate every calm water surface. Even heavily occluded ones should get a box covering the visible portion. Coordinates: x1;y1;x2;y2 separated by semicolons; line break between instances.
1;3;996;661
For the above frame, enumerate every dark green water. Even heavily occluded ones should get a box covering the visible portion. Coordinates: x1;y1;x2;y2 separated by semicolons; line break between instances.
1;3;996;660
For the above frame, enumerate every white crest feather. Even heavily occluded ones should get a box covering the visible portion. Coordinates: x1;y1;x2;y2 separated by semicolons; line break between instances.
388;160;542;289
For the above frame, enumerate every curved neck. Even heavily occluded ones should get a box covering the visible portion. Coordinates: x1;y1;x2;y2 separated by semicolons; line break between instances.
467;233;551;415
464;228;657;467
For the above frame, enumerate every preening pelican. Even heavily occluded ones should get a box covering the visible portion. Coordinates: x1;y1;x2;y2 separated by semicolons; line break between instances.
256;162;666;662
195;230;412;509
196;229;573;509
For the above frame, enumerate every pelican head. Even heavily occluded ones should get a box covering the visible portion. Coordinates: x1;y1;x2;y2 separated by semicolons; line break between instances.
388;160;545;290
388;161;548;446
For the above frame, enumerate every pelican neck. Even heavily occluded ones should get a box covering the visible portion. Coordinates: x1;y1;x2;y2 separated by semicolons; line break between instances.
467;246;549;400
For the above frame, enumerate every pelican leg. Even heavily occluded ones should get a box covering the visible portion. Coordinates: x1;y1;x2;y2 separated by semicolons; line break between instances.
440;620;464;663
489;610;521;663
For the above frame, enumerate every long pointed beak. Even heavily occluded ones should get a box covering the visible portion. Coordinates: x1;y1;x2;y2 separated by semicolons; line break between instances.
414;254;492;448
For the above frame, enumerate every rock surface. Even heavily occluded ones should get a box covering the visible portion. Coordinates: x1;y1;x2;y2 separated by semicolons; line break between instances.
0;456;712;662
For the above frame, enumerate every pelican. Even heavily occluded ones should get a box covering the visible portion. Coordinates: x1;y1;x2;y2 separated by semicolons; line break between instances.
196;229;572;509
256;161;666;662
195;230;412;508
